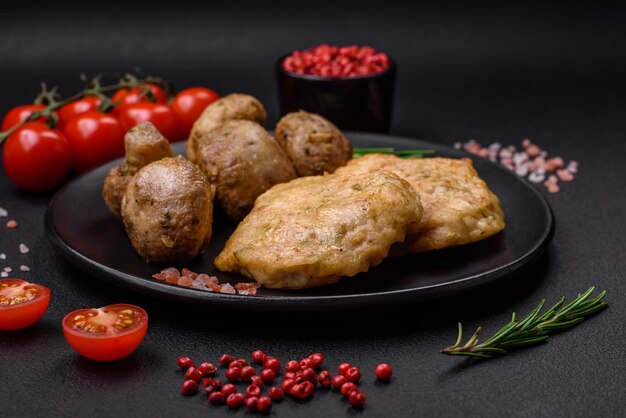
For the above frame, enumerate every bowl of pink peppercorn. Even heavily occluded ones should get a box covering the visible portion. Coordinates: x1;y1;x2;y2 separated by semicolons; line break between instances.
276;44;396;133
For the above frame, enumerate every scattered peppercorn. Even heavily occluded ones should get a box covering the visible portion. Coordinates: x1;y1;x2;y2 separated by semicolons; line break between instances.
252;350;266;364
375;363;393;381
349;391;366;408
226;392;245;409
177;356;194;371
180;379;199;396
219;354;234;367
269;387;284;401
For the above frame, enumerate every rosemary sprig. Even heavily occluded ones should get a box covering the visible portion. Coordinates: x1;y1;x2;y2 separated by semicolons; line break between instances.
352;147;434;159
440;287;608;359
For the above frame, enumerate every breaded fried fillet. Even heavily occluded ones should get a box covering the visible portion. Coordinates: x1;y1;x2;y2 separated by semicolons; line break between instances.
335;155;505;253
215;171;422;289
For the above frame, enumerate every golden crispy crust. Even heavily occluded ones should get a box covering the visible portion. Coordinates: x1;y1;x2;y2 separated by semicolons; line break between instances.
335;155;505;253
215;170;422;289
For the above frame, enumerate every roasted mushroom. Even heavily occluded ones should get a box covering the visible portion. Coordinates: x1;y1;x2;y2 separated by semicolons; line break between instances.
186;93;267;163
121;157;214;264
274;111;352;176
195;119;297;221
102;122;174;218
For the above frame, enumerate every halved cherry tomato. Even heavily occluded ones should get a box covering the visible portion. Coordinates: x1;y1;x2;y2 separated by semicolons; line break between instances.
1;104;57;131
62;303;148;361
112;84;168;113
118;103;180;141
3;122;72;192
0;279;51;330
63;111;126;172
58;96;102;129
170;87;220;139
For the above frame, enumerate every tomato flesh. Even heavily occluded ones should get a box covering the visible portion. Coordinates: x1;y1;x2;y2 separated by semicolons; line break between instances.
62;304;148;361
0;279;50;330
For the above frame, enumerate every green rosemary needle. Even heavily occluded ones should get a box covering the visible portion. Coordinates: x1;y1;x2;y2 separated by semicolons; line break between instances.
440;287;608;359
352;148;434;159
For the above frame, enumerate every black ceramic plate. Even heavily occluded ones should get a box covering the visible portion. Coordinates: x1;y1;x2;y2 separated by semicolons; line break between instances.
45;133;554;311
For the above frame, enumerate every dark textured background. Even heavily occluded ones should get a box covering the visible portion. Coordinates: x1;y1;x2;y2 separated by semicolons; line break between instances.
1;2;625;417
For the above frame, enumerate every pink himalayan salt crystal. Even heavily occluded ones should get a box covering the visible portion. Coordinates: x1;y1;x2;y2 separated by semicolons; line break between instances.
526;144;541;157
6;220;17;229
0;207;7;217
235;282;261;296
528;171;546;183
545;182;560;194
220;283;236;294
522;138;532;147
152;267;180;283
557;169;575;182
177;276;194;287
181;268;198;279
0;272;7;278
3;267;12;272
20;265;30;272
545;157;564;171
19;244;29;254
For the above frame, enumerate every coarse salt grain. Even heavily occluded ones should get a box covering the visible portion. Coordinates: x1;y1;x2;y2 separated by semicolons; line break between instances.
0;272;8;278
3;267;11;273
557;169;575;182
453;142;462;150
6;220;17;229
220;283;236;294
0;208;7;217
19;244;29;254
459;138;576;194
528;172;546;183
0;253;5;260
20;265;30;272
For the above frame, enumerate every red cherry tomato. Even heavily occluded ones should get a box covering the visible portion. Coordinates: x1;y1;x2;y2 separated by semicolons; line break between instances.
112;84;168;113
62;303;148;361
0;279;51;330
63;111;126;172
118;103;180;141
170;87;220;139
3;122;72;192
1;104;56;131
58;97;101;129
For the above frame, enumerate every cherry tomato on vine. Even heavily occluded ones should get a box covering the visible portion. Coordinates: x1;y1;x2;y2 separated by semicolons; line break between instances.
58;96;102;129
0;279;51;330
63;111;125;172
112;84;168;113
1;104;57;131
118;103;180;141
3;122;72;192
170;87;220;139
62;303;148;361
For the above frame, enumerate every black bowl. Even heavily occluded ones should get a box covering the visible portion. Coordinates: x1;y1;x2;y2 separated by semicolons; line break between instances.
276;55;397;133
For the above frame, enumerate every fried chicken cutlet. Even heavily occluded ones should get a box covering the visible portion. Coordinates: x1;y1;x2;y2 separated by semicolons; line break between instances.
215;170;422;289
335;155;505;253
